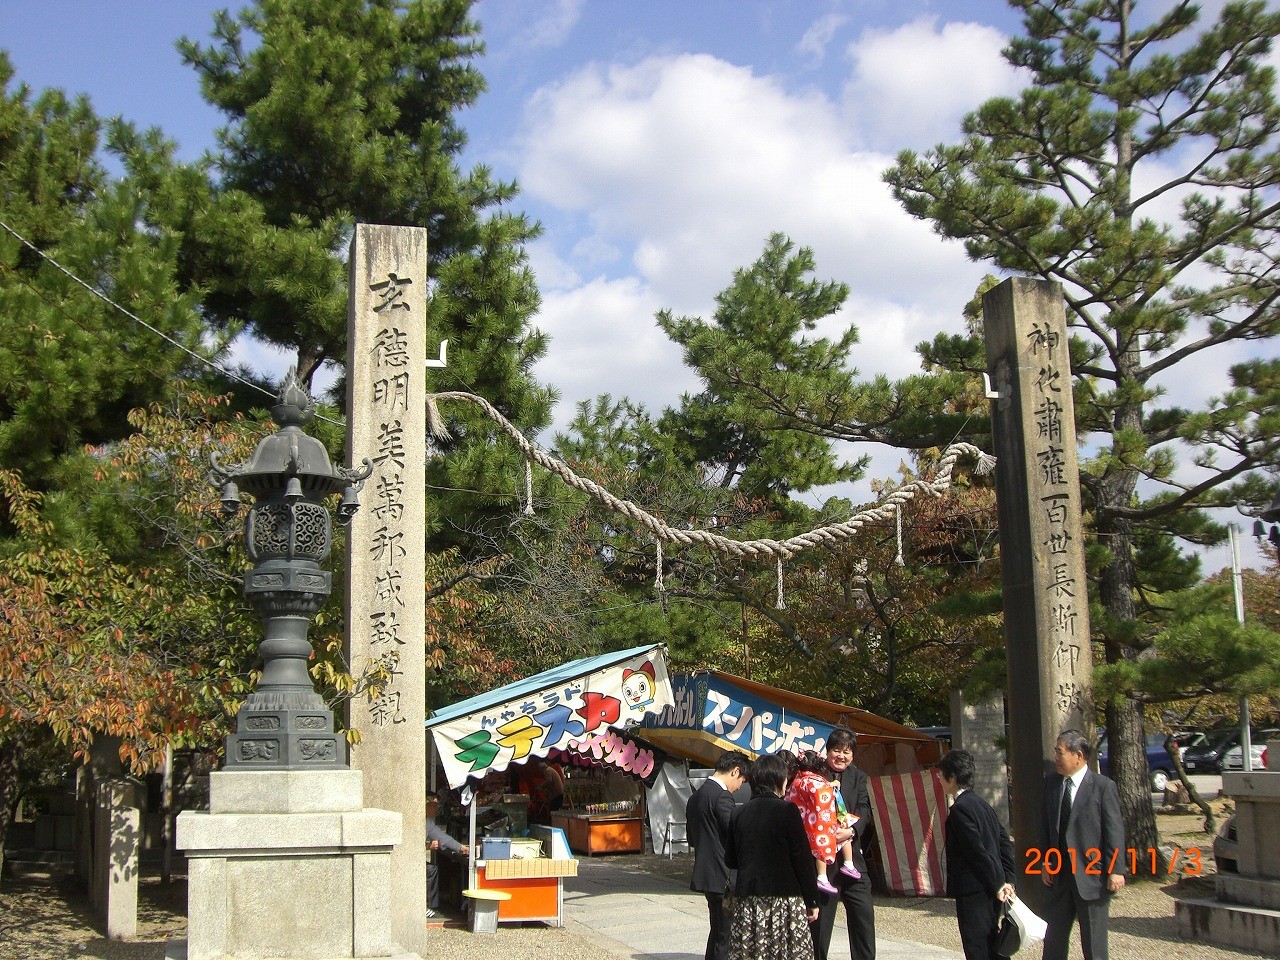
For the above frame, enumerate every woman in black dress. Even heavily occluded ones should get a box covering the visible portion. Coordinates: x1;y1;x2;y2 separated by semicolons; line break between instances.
725;753;821;960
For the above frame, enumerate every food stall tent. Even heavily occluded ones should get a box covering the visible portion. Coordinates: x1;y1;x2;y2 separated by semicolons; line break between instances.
426;642;674;925
639;670;948;893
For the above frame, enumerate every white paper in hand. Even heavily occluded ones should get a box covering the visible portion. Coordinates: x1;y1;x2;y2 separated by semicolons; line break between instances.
1009;896;1048;943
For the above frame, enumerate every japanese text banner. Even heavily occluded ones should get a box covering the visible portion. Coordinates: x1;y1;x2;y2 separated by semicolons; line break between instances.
431;649;673;789
640;673;835;756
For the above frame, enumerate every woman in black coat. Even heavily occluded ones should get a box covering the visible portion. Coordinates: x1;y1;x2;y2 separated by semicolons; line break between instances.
725;753;820;960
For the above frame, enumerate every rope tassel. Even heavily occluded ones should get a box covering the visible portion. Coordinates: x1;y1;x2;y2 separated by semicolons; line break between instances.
426;394;451;441
655;539;665;594
417;395;995;568
895;505;905;567
524;460;535;516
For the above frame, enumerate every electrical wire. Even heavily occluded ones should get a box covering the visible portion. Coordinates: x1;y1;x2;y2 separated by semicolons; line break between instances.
0;215;345;426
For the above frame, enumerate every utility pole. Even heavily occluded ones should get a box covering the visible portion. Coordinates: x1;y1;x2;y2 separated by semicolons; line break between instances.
1229;525;1253;773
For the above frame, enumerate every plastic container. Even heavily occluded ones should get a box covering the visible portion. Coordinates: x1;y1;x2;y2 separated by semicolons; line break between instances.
481;837;512;860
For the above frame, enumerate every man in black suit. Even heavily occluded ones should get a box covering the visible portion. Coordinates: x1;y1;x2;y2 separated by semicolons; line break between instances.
687;751;750;960
1041;728;1125;960
939;749;1016;960
811;726;876;960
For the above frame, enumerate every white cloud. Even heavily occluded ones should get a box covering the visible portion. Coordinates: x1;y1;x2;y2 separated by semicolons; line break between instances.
527;0;586;49
530;273;697;436
477;0;584;50
518;52;986;325
512;48;1005;441
797;13;848;65
842;17;1026;150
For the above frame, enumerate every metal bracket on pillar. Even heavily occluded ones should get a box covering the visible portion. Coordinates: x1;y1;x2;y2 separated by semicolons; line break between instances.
983;372;1004;400
425;339;449;369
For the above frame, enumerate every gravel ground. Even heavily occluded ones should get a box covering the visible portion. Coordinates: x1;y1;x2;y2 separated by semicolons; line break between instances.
1;801;1268;960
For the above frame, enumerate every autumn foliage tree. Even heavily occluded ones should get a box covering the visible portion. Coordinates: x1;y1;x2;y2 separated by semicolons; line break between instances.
0;470;207;873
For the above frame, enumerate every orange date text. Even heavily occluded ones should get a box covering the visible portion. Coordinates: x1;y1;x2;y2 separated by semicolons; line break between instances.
1023;847;1200;876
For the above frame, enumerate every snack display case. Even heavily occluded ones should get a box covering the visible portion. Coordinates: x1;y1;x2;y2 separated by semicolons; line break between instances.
552;801;644;855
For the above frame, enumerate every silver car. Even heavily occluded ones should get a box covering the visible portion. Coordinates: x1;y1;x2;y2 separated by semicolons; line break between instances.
1213;815;1238;873
1221;729;1279;770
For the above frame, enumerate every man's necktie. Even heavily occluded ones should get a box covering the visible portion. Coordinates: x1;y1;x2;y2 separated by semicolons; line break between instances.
1058;777;1073;848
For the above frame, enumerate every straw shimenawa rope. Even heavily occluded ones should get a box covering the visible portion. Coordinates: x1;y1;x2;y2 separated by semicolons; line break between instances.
427;390;996;565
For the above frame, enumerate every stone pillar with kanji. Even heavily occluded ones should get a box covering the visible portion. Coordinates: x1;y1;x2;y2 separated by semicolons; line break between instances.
345;223;428;956
983;277;1094;903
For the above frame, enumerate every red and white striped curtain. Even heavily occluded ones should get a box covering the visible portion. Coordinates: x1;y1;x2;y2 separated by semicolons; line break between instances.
866;769;948;896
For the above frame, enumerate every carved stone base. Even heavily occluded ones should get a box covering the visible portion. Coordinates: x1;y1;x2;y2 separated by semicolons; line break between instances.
225;708;345;770
177;770;412;960
1174;764;1280;954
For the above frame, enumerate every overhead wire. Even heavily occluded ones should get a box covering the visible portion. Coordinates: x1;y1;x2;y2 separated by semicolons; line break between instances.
0;217;1002;572
0;215;345;426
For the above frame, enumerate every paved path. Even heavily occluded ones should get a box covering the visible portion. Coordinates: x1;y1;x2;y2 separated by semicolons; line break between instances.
562;858;962;960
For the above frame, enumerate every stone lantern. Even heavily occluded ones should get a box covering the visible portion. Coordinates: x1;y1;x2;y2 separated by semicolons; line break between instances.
209;371;372;770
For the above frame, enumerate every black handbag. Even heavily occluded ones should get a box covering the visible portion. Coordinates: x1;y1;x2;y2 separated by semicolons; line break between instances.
995;898;1022;957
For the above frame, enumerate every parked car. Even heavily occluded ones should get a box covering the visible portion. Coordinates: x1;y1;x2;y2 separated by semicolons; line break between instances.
1221;729;1279;771
1213;815;1238;873
1184;727;1274;774
1172;730;1208;758
1097;733;1183;792
913;726;952;751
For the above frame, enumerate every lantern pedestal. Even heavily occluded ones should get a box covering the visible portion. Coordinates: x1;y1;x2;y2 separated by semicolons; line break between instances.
171;770;417;960
1175;744;1280;953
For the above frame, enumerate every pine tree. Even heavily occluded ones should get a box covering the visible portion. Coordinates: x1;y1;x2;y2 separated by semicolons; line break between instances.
885;0;1280;865
0;54;212;507
179;0;554;559
550;237;1003;710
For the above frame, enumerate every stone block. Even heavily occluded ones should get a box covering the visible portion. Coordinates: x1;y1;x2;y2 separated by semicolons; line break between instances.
106;804;140;940
225;855;352;958
1218;873;1280;911
178;811;346;853
982;277;1094;872
209;770;365;815
1176;896;1280;955
169;941;423;960
352;852;396;956
345;223;429;956
950;689;1009;828
178;802;406;960
1223;770;1280;801
186;857;228;960
341;809;402;848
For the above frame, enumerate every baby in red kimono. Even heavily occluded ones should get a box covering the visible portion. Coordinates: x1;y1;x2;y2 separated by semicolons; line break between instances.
784;749;861;894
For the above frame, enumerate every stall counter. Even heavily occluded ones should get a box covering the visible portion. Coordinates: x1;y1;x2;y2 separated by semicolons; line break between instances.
551;811;644;855
474;857;577;926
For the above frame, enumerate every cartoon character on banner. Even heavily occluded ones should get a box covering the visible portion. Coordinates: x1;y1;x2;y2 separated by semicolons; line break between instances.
621;661;657;709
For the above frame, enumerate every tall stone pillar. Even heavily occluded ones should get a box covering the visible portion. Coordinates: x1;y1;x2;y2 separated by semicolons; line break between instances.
346;224;428;955
983;277;1093;894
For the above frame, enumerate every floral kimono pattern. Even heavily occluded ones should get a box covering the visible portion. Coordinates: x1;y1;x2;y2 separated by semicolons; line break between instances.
785;770;841;863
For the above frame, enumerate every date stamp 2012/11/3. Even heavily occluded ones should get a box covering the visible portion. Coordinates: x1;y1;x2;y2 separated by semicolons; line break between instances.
1025;847;1202;876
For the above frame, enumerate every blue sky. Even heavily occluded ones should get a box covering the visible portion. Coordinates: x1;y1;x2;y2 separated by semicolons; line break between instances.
2;0;1269;572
